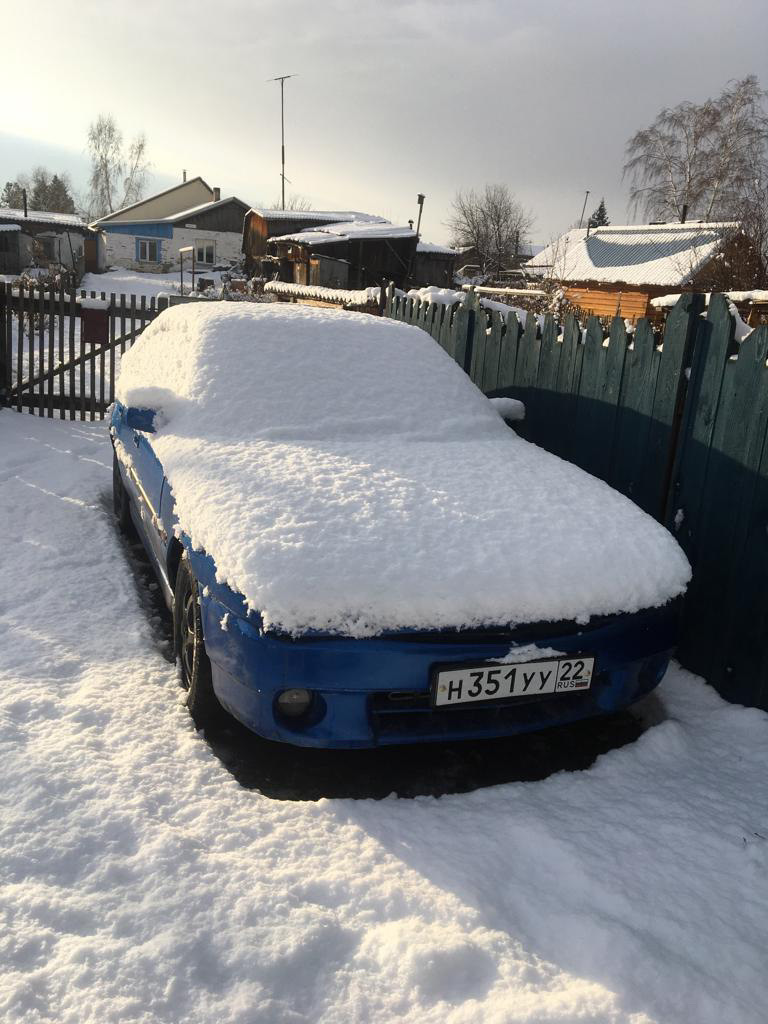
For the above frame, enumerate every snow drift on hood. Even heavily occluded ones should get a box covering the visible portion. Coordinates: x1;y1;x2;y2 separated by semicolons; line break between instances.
116;303;690;636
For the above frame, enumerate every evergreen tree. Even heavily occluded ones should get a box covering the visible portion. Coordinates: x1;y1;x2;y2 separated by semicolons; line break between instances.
1;181;25;208
589;197;610;226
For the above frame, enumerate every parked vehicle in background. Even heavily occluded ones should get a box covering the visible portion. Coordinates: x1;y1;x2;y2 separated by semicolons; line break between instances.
111;302;689;748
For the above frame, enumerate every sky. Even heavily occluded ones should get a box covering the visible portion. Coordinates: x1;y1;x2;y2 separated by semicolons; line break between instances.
1;0;765;247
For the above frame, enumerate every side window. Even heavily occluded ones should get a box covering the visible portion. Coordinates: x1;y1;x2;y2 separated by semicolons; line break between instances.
195;240;215;264
138;239;160;262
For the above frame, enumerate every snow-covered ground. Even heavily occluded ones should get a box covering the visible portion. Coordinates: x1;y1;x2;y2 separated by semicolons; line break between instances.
1;409;767;1024
80;269;227;301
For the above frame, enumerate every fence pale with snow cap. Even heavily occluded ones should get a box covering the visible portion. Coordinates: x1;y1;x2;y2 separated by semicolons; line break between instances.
385;284;768;710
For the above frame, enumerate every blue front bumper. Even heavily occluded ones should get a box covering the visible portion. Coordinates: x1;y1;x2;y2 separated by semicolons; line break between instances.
194;555;677;748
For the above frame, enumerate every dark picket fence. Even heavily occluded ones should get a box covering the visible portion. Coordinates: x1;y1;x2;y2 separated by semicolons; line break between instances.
386;286;768;710
0;282;172;420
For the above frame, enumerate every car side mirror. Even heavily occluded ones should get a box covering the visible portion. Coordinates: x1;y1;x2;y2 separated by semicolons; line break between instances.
125;407;157;433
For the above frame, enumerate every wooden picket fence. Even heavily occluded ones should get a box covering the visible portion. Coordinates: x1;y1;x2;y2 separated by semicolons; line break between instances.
0;282;170;420
386;286;768;710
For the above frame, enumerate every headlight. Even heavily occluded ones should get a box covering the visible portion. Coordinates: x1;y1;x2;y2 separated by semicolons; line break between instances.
276;688;312;718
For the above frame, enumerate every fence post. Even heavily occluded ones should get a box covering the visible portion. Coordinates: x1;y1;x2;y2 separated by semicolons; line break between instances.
0;282;7;408
453;287;478;374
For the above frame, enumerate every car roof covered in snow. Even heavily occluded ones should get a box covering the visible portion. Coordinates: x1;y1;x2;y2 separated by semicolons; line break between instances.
115;303;689;636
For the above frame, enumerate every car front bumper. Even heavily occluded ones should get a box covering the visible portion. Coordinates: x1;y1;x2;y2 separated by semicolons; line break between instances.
198;584;678;748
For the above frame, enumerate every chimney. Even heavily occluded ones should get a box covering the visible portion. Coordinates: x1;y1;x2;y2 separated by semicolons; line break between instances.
22;188;28;217
213;186;221;202
183;169;187;182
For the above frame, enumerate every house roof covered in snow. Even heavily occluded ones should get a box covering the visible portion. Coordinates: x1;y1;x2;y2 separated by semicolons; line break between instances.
417;241;456;256
526;222;741;287
0;208;88;230
164;196;251;224
271;220;416;247
90;176;213;226
248;208;383;224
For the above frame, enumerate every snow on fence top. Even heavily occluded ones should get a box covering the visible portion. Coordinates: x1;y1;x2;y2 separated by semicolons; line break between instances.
527;222;740;287
263;281;381;306
115;302;689;636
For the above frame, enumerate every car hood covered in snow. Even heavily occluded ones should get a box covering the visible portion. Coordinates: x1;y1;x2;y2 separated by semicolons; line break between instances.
115;302;690;636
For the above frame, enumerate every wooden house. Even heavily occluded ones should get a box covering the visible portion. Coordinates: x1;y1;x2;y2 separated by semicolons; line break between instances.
267;219;418;290
90;177;250;272
526;222;746;319
0;208;98;277
413;241;456;288
241;208;388;272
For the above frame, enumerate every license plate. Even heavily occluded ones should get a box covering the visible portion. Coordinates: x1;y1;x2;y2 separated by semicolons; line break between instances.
432;656;595;708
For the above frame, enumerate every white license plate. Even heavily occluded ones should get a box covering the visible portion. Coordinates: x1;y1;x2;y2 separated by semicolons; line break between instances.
432;656;595;708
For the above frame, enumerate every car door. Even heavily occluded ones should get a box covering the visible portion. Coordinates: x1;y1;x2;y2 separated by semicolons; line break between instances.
117;407;169;572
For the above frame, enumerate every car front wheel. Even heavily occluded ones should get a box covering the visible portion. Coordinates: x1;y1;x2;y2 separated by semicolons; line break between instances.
174;553;221;728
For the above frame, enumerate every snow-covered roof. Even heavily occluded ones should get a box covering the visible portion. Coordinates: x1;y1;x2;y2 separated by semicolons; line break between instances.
249;208;382;224
272;220;416;247
527;222;740;287
165;196;249;223
0;223;21;233
417;241;456;255
115;303;688;636
0;207;87;229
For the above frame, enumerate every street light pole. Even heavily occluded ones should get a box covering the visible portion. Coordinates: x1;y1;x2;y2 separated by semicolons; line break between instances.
269;74;296;210
578;189;591;229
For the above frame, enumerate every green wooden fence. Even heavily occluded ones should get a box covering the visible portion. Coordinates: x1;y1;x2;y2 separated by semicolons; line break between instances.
386;286;768;710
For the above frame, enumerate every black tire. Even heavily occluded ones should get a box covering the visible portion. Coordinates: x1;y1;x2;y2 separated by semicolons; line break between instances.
112;448;135;535
174;552;222;728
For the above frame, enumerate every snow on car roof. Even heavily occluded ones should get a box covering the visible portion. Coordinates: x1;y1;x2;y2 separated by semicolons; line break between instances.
116;303;689;636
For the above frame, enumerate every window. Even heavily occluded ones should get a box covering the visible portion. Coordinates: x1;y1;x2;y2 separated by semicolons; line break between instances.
195;240;215;265
138;239;159;262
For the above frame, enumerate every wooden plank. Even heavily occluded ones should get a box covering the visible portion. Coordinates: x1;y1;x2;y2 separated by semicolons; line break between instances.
16;282;24;412
46;287;55;417
668;295;734;553
469;307;488;385
109;294;116;407
80;303;86;421
608;318;661;505
526;313;562;451
57;286;65;418
481;309;504;392
68;288;77;420
0;283;8;403
99;313;106;418
120;294;126;355
495;311;521;391
678;324;768;697
636;294;697;519
706;327;768;704
38;286;45;416
452;294;475;374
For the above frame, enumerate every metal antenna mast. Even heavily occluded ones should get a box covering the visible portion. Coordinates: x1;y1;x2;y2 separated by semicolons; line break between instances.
268;74;296;209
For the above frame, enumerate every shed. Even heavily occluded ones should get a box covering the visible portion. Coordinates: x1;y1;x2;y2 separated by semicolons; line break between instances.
413;241;456;288
526;222;745;319
241;208;384;272
269;219;417;290
0;208;97;277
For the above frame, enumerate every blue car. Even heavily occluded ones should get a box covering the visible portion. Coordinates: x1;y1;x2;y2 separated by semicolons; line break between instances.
110;303;688;749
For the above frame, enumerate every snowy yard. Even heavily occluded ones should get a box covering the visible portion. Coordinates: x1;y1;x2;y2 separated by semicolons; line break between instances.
80;269;227;300
1;409;767;1024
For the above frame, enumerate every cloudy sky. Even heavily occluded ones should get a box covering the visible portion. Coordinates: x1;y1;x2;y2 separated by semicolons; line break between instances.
1;0;765;245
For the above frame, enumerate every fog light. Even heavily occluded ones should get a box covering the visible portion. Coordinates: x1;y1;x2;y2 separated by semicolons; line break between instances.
276;688;312;718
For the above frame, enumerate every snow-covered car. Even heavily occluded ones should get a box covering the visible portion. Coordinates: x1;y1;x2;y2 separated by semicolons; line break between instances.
110;303;690;748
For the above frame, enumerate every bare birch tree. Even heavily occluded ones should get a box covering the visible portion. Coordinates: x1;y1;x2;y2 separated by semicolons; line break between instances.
86;114;149;219
447;184;534;274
